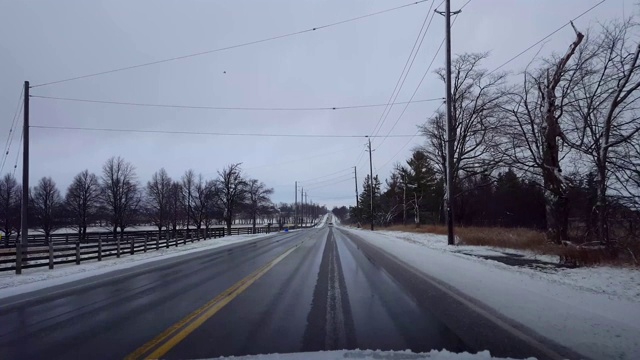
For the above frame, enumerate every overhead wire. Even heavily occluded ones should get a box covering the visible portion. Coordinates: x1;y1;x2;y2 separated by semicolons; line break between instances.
245;147;359;171
370;0;438;139
12;129;23;178
1;89;24;174
31;0;430;88
305;177;354;190
30;95;444;112
378;101;444;171
297;167;353;183
300;173;354;187
375;0;469;150
487;0;607;75
31;125;417;138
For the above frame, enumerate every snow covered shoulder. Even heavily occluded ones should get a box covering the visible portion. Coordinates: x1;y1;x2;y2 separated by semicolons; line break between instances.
342;227;640;360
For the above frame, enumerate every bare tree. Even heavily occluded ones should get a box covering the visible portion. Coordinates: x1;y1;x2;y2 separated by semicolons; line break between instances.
101;156;141;238
500;25;584;244
181;169;196;231
216;163;247;235
246;179;274;234
0;174;21;244
203;180;222;235
167;181;183;238
563;19;640;245
31;177;63;244
65;170;101;241
146;168;172;239
190;173;213;233
420;53;506;218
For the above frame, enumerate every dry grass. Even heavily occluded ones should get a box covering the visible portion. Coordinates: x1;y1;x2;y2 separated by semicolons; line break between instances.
382;224;636;267
385;224;547;251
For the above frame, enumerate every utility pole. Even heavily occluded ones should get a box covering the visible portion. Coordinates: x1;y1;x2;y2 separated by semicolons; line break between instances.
21;81;29;247
437;1;460;246
294;181;297;229
403;173;407;226
301;187;304;227
305;192;308;225
354;166;359;208
367;138;374;231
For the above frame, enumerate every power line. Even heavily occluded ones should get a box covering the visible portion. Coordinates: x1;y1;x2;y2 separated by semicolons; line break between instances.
1;89;24;175
375;1;469;150
300;173;354;186
11;128;23;178
31;125;417;138
370;0;439;139
378;102;444;171
31;0;430;88
305;177;354;190
30;95;444;111
487;0;606;75
245;148;359;171
298;167;353;182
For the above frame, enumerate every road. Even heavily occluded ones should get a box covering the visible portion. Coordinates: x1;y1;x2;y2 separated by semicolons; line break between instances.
0;221;576;359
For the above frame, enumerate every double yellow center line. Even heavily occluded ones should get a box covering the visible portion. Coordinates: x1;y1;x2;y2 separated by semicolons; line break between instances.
126;239;306;360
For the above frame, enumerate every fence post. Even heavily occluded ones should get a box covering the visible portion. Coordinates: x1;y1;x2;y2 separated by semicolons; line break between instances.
117;238;121;258
15;243;22;275
144;236;148;252
49;241;54;269
75;241;81;265
130;237;134;255
183;233;186;245
98;234;102;261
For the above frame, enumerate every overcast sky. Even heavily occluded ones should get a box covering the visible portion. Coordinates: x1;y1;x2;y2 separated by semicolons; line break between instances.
0;0;633;209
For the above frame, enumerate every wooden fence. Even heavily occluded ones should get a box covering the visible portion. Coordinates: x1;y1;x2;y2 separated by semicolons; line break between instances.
1;225;279;248
0;225;285;274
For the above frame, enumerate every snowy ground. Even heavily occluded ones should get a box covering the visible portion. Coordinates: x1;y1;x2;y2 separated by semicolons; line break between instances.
342;227;640;360
215;349;531;360
314;214;329;228
0;232;273;300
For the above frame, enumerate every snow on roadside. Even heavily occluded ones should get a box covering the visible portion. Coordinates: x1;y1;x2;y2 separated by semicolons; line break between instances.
342;227;640;360
314;214;329;228
214;349;532;360
0;233;273;300
372;230;639;301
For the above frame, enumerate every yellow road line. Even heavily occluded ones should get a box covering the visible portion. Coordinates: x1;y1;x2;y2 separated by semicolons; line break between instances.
125;242;302;360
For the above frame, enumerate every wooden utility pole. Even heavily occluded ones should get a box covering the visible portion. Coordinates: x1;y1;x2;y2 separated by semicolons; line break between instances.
301;187;304;226
437;1;460;245
294;181;297;229
403;173;407;226
21;81;29;246
367;138;374;231
305;192;308;225
354;166;359;208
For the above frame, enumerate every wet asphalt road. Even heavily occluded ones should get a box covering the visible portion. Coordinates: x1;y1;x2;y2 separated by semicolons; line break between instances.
0;224;575;360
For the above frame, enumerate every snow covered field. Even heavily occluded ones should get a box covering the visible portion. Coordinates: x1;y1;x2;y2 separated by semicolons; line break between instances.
216;349;531;360
343;227;640;360
0;232;273;300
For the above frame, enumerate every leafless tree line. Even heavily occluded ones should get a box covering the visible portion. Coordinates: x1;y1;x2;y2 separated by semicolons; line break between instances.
0;157;275;244
419;19;640;248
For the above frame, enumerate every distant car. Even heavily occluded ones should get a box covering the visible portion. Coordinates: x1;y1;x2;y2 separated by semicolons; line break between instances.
328;222;333;226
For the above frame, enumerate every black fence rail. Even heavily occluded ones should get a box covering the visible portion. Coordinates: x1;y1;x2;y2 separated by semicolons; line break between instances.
1;225;279;248
1;222;318;274
0;225;283;274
